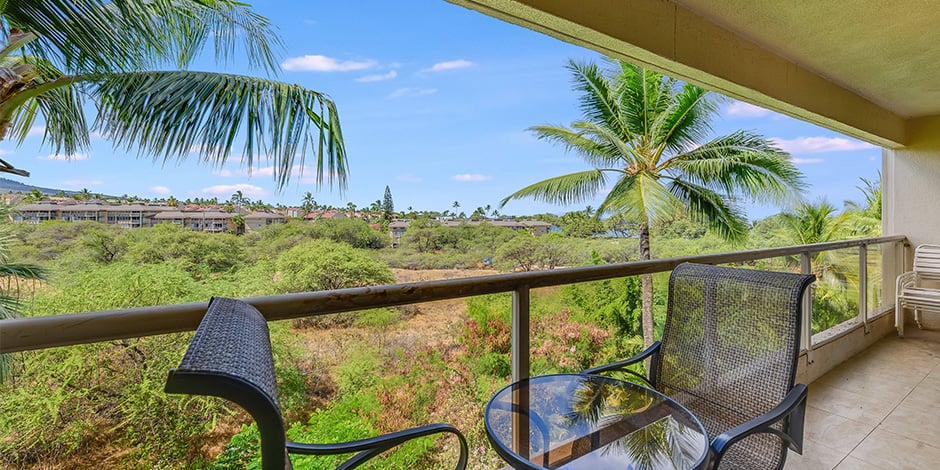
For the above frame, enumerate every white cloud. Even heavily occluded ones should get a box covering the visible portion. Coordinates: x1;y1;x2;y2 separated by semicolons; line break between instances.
0;149;12;156
215;168;234;177
389;87;437;98
396;173;422;183
150;186;172;195
356;70;398;83
424;59;473;72
39;153;89;161
791;157;826;164
200;184;267;198
281;55;376;72
452;174;491;182
771;136;877;154
62;179;103;187
725;101;773;118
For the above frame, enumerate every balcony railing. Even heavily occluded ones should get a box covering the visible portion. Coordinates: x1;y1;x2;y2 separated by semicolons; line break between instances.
1;235;907;383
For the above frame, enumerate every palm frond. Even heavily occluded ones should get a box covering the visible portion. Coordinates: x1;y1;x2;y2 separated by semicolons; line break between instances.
15;81;89;156
92;71;347;190
500;170;608;207
0;263;46;280
599;172;679;223
651;84;720;156
528;124;621;168
617;63;675;141
569;121;640;167
5;0;281;74
667;178;749;242
669;130;805;205
566;60;627;136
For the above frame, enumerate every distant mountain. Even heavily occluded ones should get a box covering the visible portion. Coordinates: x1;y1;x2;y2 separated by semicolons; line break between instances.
0;177;80;196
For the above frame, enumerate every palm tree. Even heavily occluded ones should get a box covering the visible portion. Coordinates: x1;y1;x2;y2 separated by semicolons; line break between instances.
0;201;44;382
844;172;882;237
301;191;316;215
779;200;856;331
502;59;804;347
0;0;346;189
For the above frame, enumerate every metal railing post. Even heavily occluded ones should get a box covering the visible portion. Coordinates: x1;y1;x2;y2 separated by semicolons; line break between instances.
512;286;531;382
800;253;815;364
859;245;870;334
511;286;531;458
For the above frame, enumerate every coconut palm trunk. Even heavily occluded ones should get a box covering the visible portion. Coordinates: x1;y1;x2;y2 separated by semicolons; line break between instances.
638;222;655;347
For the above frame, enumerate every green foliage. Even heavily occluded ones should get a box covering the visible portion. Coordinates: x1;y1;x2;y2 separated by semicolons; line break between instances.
494;232;573;271
274;239;393;293
123;223;243;278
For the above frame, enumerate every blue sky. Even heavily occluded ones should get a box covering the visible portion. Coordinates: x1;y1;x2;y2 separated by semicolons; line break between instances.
0;0;881;221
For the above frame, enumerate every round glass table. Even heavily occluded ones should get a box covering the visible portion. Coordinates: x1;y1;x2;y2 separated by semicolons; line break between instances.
485;374;709;470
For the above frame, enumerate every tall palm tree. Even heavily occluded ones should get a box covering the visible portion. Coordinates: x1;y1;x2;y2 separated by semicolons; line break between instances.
1;0;346;189
502;59;804;347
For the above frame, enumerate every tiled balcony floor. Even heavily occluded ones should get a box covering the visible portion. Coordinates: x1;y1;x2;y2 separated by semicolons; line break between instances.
785;328;940;470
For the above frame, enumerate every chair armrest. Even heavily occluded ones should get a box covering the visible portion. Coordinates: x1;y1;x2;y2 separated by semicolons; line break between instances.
286;423;468;470
897;271;917;291
710;383;808;466
581;341;660;386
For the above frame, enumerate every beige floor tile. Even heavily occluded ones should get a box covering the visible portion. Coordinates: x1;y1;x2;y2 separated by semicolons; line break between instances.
802;405;874;453
849;428;940;470
811;366;922;403
879;377;940;444
783;441;845;470
833;455;884;470
807;382;900;426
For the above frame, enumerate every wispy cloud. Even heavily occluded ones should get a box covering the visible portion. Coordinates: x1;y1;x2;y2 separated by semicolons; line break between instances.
771;136;877;154
423;59;473;72
356;70;398;83
200;183;267;198
791;157;826;164
0;149;12;156
27;125;45;137
62;179;103;187
281;55;376;72
214;168;234;177
396;173;422;183
389;87;437;98
39;153;89;161
453;174;491;182
150;186;172;195
725;101;773;118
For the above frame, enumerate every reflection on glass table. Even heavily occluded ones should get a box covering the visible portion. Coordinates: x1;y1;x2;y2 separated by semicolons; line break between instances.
485;374;709;470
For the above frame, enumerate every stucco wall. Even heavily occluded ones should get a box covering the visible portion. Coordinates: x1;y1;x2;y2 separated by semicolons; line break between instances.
884;116;940;249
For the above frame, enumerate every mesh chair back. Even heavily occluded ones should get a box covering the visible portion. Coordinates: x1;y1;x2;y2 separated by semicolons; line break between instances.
165;297;288;469
652;263;814;470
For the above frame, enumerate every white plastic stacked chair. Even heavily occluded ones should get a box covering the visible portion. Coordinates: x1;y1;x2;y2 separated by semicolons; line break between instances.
896;244;940;336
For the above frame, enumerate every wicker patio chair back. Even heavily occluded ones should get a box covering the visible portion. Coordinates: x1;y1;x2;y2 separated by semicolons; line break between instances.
165;297;290;468
651;263;815;470
165;297;469;470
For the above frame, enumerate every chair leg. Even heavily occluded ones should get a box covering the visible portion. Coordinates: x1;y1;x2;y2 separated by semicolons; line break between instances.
914;308;924;329
896;301;904;337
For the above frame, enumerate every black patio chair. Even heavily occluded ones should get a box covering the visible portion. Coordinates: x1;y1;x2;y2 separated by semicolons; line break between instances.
165;297;469;470
582;263;815;469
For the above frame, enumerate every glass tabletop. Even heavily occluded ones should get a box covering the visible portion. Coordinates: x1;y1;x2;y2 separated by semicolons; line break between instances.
484;374;709;470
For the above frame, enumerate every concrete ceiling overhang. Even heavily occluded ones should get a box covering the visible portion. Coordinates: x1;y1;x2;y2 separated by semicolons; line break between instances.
447;0;940;148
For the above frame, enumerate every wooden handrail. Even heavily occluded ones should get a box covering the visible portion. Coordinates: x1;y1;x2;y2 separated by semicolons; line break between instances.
0;236;906;354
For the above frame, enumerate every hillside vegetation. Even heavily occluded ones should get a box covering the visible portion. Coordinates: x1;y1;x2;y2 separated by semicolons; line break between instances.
0;195;881;468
